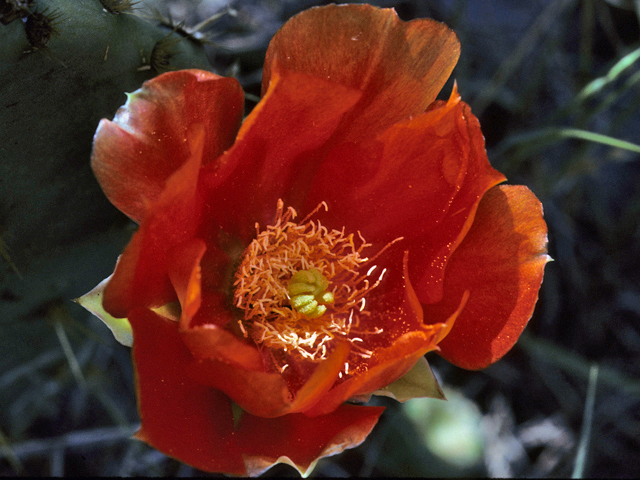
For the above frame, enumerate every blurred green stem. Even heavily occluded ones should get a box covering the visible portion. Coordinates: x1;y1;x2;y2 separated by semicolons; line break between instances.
519;334;640;395
53;319;87;389
496;127;640;159
572;364;599;478
0;427;24;475
576;47;640;103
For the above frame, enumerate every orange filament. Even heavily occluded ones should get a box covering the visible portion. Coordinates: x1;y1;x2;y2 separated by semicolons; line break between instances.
232;199;389;361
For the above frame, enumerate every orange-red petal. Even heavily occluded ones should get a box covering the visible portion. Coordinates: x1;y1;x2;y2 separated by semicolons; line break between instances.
423;185;550;370
181;324;265;370
200;68;362;241
92;70;244;223
167;238;207;327
185;356;292;418
129;307;245;474
102;126;206;317
185;341;350;418
129;306;384;476
302;252;460;416
164;237;266;369
263;4;460;144
307;332;438;417
305;92;503;250
238;404;384;477
411;97;506;304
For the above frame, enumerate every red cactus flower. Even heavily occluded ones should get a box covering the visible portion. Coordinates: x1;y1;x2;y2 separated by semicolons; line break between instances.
78;3;549;476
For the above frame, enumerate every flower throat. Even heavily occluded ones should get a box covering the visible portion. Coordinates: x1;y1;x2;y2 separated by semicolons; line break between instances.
232;200;394;362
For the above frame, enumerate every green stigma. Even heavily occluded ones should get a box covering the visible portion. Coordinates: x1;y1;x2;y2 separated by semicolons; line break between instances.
287;269;335;318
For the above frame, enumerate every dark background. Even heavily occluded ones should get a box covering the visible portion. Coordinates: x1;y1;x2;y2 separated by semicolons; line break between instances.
1;0;639;476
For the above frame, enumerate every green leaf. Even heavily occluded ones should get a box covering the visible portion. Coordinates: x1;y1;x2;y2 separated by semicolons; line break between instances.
576;46;640;102
75;276;133;347
497;127;640;158
556;128;640;154
372;357;445;402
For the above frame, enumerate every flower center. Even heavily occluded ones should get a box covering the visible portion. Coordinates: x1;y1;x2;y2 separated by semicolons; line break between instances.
287;268;335;318
232;199;389;362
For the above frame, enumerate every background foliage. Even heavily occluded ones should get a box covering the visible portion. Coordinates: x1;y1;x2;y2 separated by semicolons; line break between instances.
1;0;639;476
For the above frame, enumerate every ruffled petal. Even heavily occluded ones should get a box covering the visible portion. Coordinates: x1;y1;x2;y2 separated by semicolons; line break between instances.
287;341;351;413
129;307;382;477
185;357;291;418
307;332;438;417
102;126;206;318
307;292;466;417
411;96;506;304
238;404;384;477
165;232;352;417
306;93;505;310
185;341;350;418
182;324;264;370
200;68;361;241
167;238;207;327
263;4;460;144
304;253;465;416
423;185;550;370
164;237;265;369
128;307;245;474
92;70;244;223
306;90;501;244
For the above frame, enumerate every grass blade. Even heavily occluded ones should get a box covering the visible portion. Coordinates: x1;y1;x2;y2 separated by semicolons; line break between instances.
572;364;599;478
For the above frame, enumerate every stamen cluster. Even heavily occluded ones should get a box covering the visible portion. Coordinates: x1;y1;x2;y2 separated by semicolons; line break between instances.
233;200;387;361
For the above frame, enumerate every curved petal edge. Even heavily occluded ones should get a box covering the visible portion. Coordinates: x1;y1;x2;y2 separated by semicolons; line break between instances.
426;185;550;370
